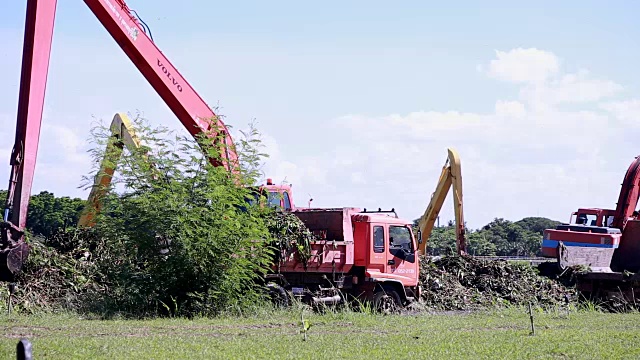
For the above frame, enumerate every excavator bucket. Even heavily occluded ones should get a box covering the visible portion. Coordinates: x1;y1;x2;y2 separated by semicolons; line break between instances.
557;241;614;273
0;242;29;282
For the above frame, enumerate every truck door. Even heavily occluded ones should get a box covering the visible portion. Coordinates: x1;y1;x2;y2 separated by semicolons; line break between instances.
368;224;387;272
386;225;418;279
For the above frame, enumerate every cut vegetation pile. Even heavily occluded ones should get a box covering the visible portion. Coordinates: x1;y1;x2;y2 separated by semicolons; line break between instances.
418;255;578;310
262;210;315;268
1;210;318;315
2;229;106;314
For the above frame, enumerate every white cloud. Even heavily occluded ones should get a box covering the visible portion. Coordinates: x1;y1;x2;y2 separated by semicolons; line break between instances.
0;104;95;199
484;48;560;84
495;100;526;118
42;123;91;165
519;69;623;108
259;48;637;228
351;172;366;184
601;99;640;127
550;69;623;103
32;119;93;197
1;41;637;229
482;48;623;112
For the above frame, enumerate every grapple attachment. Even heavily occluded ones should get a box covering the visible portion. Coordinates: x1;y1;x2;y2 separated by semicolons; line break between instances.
0;243;29;282
0;221;30;282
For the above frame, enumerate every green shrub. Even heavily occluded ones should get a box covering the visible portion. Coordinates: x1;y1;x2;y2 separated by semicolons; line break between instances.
5;114;283;318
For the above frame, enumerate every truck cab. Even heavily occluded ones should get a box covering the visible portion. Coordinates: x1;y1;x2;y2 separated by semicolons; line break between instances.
352;210;419;289
266;207;420;311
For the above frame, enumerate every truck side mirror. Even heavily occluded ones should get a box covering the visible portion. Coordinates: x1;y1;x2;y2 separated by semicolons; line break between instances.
417;229;422;244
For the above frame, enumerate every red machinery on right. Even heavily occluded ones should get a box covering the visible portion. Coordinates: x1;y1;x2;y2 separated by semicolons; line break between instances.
542;155;640;299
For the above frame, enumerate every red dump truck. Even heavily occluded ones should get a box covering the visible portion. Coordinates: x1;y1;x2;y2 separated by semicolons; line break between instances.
264;207;421;311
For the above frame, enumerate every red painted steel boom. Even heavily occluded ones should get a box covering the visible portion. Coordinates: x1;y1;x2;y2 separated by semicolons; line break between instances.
0;0;56;282
1;0;240;281
612;156;640;230
82;0;237;170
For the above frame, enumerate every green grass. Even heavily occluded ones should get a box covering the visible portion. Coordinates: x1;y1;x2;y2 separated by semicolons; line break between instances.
1;307;639;359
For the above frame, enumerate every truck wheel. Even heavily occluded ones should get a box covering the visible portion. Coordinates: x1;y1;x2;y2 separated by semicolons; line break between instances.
373;288;402;314
266;283;291;308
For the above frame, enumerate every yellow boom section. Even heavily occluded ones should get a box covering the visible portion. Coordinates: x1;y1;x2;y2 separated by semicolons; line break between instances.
78;113;143;227
417;148;466;255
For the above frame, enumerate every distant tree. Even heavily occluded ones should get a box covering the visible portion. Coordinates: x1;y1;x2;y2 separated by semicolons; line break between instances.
515;217;561;235
467;231;497;256
476;217;548;257
412;217;474;256
27;191;86;238
0;189;86;238
425;225;457;255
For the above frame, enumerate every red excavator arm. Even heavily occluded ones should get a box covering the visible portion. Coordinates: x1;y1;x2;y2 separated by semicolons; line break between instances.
612;156;640;230
1;0;242;281
82;0;238;169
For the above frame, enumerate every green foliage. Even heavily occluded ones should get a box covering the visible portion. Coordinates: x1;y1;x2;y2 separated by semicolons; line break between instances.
28;191;86;238
467;231;497;256
1;114;321;318
515;217;561;235
2;115;290;318
421;224;458;256
263;210;316;269
77;115;277;317
4;230;104;314
0;190;86;239
478;218;543;256
418;255;577;311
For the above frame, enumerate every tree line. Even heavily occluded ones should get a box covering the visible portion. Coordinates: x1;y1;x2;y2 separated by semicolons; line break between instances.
0;189;86;239
413;216;560;257
0;188;559;259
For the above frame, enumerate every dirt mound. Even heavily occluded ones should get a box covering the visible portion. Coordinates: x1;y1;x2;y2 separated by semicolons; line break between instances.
419;255;577;310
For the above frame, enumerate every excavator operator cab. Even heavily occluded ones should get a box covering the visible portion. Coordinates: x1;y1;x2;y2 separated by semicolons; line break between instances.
263;178;293;211
243;178;294;212
570;208;615;228
266;191;292;211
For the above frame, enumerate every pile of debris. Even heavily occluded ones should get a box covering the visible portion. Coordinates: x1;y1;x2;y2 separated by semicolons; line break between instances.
262;210;316;268
1;230;104;314
418;255;578;311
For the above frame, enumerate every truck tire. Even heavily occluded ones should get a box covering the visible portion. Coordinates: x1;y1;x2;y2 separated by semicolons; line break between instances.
373;288;402;314
266;283;291;308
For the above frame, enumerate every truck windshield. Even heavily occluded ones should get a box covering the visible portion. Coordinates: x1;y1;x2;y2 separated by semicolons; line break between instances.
389;226;413;252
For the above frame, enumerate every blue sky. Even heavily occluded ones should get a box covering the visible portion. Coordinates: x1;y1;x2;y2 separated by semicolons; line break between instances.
2;1;640;228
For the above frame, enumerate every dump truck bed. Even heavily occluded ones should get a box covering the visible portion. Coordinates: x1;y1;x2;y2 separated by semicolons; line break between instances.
276;207;358;273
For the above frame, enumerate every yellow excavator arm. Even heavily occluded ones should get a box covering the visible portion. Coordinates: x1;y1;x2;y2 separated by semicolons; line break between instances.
78;113;143;227
417;148;466;256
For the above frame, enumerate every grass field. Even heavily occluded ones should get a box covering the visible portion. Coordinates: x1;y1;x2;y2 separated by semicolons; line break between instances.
1;307;639;359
